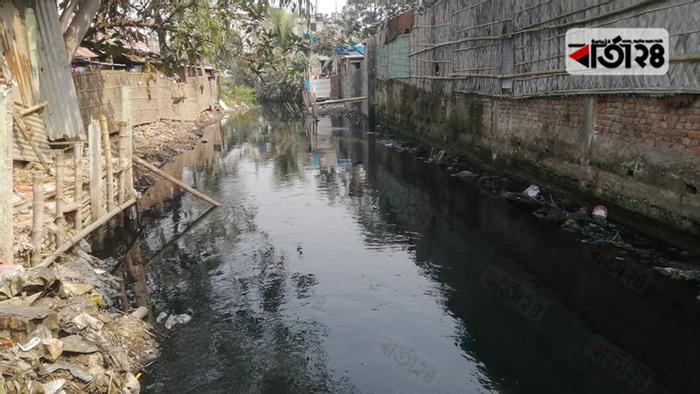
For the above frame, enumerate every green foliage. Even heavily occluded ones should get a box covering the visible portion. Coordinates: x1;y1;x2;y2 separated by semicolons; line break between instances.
339;0;418;41
83;0;312;72
221;78;257;105
313;24;345;57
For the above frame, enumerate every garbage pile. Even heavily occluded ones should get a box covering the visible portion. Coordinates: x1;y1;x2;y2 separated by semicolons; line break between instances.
0;243;158;393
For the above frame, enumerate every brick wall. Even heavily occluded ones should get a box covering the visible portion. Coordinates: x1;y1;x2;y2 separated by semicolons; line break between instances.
372;79;700;234
595;96;700;155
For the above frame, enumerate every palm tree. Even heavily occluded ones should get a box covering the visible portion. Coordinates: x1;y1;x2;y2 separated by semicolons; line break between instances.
266;8;299;51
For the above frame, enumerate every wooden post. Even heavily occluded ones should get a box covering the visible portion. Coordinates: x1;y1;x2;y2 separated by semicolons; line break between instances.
99;115;115;212
88;119;103;222
54;150;65;247
0;86;11;264
117;122;127;204
73;142;83;231
31;171;44;266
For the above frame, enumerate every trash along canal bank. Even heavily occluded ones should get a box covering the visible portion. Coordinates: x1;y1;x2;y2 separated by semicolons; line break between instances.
0;105;248;394
0;241;157;393
94;107;700;394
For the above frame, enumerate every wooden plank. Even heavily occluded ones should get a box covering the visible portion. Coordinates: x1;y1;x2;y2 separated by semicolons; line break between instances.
99;115;115;212
19;101;47;116
0;86;11;264
133;156;221;207
88;119;103;221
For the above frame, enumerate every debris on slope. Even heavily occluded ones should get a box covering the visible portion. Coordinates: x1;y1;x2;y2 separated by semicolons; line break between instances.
0;243;158;393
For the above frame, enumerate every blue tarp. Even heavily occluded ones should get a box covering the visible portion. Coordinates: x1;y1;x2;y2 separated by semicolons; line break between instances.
334;44;365;57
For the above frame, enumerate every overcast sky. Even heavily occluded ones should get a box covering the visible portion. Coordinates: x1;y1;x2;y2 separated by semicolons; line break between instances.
316;0;347;14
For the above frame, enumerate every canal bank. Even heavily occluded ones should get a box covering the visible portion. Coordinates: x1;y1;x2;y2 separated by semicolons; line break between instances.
105;106;700;394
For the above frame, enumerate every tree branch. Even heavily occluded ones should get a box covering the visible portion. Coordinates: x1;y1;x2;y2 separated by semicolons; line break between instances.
64;0;102;61
59;0;78;32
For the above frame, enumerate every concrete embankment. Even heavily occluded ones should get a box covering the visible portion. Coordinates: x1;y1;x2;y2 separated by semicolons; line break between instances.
370;79;700;245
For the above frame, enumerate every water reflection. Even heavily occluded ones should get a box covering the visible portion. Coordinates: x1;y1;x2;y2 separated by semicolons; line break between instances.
128;107;700;394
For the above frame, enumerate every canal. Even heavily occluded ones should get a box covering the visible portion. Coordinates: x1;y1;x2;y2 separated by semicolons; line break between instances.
120;107;700;393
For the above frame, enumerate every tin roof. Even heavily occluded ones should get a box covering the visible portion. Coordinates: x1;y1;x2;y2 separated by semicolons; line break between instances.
75;47;98;59
33;1;85;140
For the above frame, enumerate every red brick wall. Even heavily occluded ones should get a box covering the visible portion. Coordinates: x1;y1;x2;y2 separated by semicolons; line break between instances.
595;96;700;155
491;97;587;160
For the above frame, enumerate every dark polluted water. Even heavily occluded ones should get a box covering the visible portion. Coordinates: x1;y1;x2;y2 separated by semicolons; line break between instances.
122;107;700;394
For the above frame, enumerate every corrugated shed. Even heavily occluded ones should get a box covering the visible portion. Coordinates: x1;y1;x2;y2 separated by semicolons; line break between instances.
0;2;50;162
33;0;84;140
0;1;36;105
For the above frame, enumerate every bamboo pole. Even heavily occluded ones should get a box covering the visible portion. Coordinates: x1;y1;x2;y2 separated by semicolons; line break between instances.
117;122;128;204
31;172;44;266
73;142;84;231
0;87;11;264
38;198;137;268
100;115;116;212
55;150;65;247
317;96;368;105
133;156;221;207
88;119;104;221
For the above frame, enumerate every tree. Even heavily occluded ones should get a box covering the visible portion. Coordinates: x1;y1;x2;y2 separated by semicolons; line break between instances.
60;0;102;61
58;0;312;68
339;0;417;42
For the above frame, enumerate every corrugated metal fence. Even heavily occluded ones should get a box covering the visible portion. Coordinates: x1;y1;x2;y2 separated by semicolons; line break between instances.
373;0;700;98
376;35;412;80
